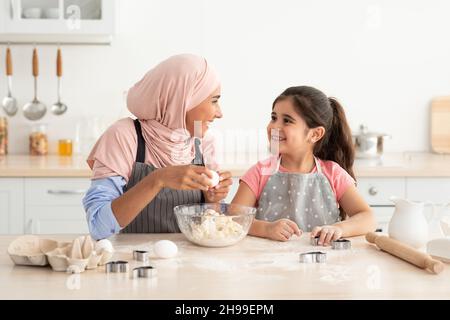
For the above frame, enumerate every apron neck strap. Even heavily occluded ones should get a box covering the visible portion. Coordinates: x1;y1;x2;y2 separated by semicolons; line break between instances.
277;155;322;174
192;138;204;166
313;156;322;174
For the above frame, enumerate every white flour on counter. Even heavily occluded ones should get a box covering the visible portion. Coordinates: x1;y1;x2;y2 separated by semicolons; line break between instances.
111;238;359;281
187;252;301;272
318;265;354;285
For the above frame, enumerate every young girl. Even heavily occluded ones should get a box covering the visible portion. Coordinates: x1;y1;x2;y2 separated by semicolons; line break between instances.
232;86;376;245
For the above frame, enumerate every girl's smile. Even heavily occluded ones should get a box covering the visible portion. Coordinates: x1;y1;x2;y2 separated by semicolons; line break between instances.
267;99;309;154
270;133;286;142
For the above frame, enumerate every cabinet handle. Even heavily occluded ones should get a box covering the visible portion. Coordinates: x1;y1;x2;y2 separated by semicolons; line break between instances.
368;187;378;196
47;189;87;195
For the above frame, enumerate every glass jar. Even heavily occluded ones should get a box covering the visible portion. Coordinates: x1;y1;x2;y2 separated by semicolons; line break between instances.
29;124;48;156
58;139;73;156
0;117;7;156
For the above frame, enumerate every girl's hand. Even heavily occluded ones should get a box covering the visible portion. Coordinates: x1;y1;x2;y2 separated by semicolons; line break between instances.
154;165;213;191
310;225;344;246
265;219;302;241
203;171;233;203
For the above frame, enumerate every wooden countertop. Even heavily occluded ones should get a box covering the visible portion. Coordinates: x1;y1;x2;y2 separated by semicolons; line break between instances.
1;233;449;299
0;154;91;177
1;152;450;178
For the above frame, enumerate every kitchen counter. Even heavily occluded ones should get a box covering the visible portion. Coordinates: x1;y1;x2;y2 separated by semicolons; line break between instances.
1;152;450;178
1;233;449;299
0;154;91;177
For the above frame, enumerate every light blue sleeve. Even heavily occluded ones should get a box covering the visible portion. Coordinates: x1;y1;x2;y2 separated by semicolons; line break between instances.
82;176;126;240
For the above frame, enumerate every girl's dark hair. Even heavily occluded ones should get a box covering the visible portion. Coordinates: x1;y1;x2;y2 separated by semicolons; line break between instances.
273;86;355;219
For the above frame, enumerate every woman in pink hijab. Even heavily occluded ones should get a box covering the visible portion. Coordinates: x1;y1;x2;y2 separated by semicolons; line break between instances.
82;54;231;239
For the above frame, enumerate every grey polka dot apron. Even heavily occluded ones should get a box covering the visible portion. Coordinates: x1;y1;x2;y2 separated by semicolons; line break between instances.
257;156;341;232
121;119;205;233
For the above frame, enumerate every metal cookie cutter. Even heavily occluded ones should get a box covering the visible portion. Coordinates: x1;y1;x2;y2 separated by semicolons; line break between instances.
299;251;327;263
133;266;157;279
331;239;351;250
105;260;129;273
133;250;149;262
310;236;320;246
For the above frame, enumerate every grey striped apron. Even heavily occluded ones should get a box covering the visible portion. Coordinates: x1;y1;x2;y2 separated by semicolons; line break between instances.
121;119;204;233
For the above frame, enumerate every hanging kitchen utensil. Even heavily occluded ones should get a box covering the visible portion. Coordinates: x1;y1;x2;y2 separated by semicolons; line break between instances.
2;47;18;116
23;48;47;121
51;48;67;115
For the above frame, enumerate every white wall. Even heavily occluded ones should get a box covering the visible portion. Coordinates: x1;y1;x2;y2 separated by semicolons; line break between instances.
1;0;450;157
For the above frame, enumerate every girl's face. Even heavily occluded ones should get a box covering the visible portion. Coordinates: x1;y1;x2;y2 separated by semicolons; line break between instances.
186;87;222;138
267;98;323;156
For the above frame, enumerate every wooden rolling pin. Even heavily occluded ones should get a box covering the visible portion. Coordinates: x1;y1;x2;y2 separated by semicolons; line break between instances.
366;232;444;274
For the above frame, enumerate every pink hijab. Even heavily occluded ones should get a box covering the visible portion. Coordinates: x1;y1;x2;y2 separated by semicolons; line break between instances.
87;54;220;181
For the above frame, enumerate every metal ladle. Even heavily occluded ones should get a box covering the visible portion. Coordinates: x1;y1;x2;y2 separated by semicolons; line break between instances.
23;48;46;121
51;48;67;115
1;47;18;116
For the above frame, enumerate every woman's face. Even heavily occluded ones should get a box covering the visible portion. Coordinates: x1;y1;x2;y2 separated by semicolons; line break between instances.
267;98;313;155
186;87;222;137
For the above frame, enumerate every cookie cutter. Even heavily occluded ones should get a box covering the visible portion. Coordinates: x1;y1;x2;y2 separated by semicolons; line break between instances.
132;266;157;279
105;260;129;273
310;236;320;246
331;239;351;250
133;250;149;262
299;251;327;263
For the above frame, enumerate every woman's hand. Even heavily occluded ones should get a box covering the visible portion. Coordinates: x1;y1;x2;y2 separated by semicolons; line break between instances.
153;165;213;191
265;219;302;241
203;171;233;203
310;225;344;246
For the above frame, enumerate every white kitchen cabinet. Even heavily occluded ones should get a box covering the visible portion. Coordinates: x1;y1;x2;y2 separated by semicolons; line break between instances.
356;178;406;206
356;178;405;231
357;177;450;232
24;178;90;234
0;177;89;234
406;178;450;204
370;206;395;232
0;0;115;44
0;178;24;234
406;178;450;222
24;205;89;234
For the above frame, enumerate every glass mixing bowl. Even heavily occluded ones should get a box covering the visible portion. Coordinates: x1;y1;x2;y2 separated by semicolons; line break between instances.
174;203;256;247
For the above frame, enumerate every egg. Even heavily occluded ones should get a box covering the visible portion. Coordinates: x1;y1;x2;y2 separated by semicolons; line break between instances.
210;170;220;188
153;240;178;259
202;170;220;188
95;239;114;253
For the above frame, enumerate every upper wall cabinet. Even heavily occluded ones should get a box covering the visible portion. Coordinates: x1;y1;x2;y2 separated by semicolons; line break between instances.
0;0;115;44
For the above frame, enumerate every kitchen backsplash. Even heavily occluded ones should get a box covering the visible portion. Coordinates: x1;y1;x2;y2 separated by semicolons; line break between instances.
1;0;450;155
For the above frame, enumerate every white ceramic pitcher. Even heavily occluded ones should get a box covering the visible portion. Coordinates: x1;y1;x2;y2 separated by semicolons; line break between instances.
388;196;429;248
